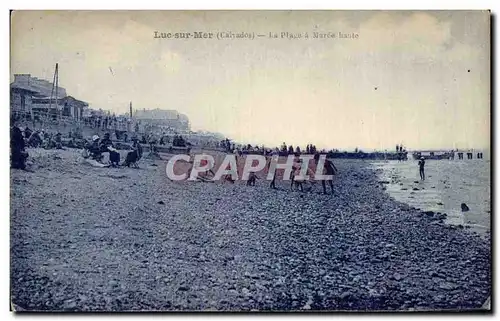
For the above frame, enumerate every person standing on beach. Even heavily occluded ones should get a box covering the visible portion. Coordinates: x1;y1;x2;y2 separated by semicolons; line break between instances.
268;151;279;189
418;156;426;180
148;134;158;153
10;118;28;170
314;153;337;195
290;156;301;190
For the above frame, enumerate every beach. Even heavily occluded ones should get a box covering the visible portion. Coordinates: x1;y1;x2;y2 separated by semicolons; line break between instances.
10;149;491;311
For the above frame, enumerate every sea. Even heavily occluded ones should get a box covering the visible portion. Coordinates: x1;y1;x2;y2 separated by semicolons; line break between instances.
371;157;491;236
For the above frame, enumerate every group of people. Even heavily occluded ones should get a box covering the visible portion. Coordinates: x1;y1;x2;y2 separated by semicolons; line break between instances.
9;118;145;170
84;132;143;168
269;153;338;194
280;142;319;155
194;151;339;195
135;133;188;153
10;120;69;170
82;114;132;132
418;156;426;180
19;126;64;149
217;138;329;157
396;144;409;161
10;120;29;170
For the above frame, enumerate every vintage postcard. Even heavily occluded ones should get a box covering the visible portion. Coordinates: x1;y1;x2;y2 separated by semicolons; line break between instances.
10;10;491;312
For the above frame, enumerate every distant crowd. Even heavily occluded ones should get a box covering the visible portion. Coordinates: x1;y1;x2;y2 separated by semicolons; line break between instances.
395;144;409;161
217;139;328;157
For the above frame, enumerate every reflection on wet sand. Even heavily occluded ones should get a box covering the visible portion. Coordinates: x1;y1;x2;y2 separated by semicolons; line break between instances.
372;159;490;237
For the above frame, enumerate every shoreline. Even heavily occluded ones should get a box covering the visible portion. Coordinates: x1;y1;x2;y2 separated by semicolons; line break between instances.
10;149;491;311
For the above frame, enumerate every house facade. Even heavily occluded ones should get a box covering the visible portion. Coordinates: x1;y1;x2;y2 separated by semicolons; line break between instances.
10;85;36;114
134;108;191;132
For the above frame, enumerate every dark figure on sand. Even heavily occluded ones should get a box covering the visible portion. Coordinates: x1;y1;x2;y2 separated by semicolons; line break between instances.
148;134;158;153
290;157;309;192
11;120;28;170
291;159;304;192
24;126;32;140
269;172;277;189
100;133;120;167
53;132;63;149
418;156;425;180
122;137;143;168
27;131;42;148
247;172;258;186
290;161;298;190
268;156;277;189
314;153;338;194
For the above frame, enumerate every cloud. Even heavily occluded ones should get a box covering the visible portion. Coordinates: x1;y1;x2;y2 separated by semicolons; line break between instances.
10;11;490;150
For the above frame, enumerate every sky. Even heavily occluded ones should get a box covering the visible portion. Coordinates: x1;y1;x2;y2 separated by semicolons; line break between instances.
10;10;490;150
